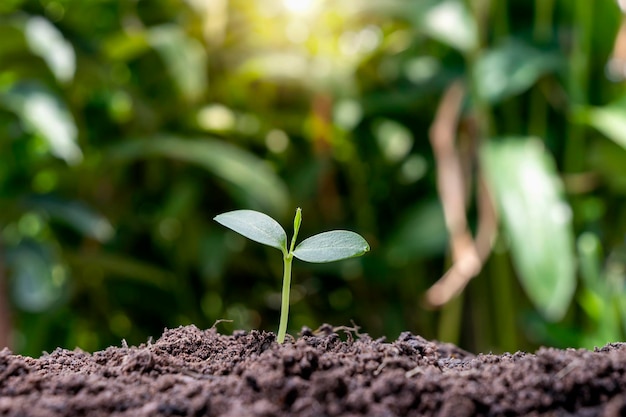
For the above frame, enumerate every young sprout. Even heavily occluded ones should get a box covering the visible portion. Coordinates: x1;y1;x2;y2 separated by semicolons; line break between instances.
214;208;369;343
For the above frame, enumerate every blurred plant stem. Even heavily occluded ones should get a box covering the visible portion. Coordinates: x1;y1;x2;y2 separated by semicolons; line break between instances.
459;0;508;349
466;0;493;137
565;0;594;173
533;0;555;41
0;243;12;349
437;290;463;346
489;248;518;352
528;0;555;140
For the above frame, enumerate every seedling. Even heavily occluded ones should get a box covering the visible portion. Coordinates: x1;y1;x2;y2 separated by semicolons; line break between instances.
214;208;370;343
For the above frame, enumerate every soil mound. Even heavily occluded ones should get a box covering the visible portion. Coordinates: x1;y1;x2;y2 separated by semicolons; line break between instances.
1;324;625;416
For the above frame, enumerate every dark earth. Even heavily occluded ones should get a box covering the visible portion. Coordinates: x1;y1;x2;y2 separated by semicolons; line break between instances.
1;324;626;416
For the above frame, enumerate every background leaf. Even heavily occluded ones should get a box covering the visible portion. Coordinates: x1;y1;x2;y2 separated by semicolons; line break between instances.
7;242;66;312
576;105;626;150
0;83;81;164
481;138;576;321
420;0;477;53
474;40;563;103
24;16;75;83
109;136;289;215
147;25;208;102
23;195;114;243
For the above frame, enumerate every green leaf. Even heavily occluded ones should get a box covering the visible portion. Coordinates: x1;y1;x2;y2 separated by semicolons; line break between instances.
481;138;576;321
357;0;477;54
24;16;75;83
109;136;289;215
0;83;81;164
24;195;114;242
293;231;370;263
147;25;207;102
102;25;207;102
63;252;174;289
214;210;287;253
7;242;65;312
365;0;477;52
576;105;626;150
420;0;477;53
474;40;563;103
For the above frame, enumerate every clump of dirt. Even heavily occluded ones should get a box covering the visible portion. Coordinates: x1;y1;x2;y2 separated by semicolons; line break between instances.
1;324;626;416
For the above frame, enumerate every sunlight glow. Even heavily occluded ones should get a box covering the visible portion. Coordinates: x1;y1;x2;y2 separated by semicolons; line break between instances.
283;0;316;15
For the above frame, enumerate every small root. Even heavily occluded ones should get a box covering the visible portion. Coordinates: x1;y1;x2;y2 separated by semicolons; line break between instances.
210;319;234;330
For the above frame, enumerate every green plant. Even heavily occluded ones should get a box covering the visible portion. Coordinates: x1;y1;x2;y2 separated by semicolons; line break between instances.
214;208;370;343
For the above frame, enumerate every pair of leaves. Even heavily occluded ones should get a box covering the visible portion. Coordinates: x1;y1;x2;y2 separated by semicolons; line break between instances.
214;210;369;263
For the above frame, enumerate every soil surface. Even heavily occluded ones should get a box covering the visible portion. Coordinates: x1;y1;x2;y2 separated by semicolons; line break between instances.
1;324;626;416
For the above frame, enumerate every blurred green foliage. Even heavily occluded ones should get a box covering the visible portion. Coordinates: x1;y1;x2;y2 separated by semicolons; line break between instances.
1;0;626;356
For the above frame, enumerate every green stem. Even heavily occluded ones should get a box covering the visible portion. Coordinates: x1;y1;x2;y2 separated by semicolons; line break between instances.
277;208;302;344
277;254;293;343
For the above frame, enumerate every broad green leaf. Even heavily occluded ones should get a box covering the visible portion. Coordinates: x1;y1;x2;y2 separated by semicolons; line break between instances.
357;0;473;52
63;252;173;289
420;0;477;53
109;136;289;215
293;231;370;263
24;16;75;83
481;138;576;321
214;210;287;253
147;25;207;102
102;25;208;101
24;195;114;242
7;242;65;312
576;105;626;150
474;40;563;103
357;0;476;54
0;83;81;164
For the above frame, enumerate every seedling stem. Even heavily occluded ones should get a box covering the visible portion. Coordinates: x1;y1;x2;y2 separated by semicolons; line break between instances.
277;208;302;343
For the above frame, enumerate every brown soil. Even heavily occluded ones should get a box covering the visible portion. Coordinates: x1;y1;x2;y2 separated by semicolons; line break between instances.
1;324;626;416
